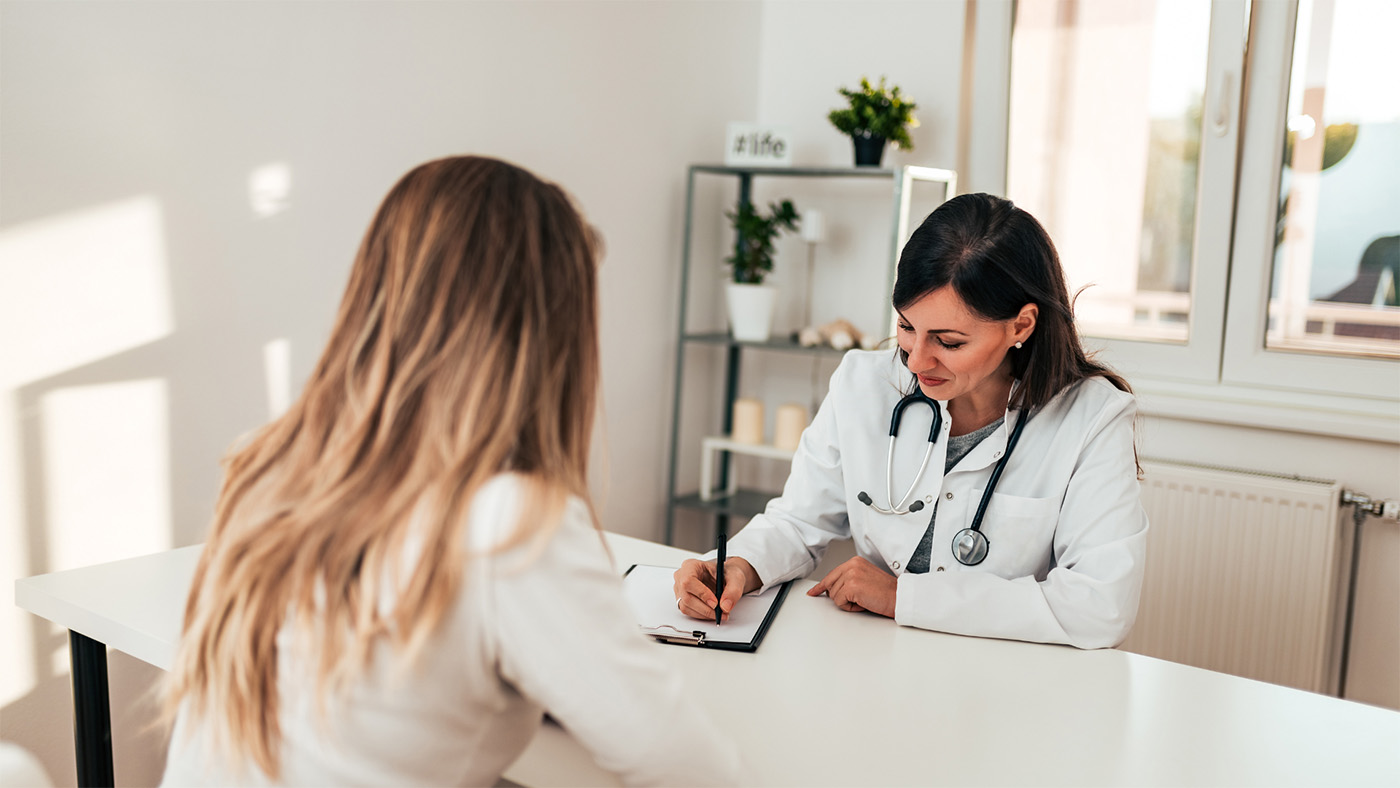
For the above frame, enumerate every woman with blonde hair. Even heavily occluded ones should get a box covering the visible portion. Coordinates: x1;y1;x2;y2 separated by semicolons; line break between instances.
162;156;740;786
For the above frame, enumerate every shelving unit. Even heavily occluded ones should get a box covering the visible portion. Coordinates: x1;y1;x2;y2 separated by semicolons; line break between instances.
698;437;796;502
663;163;956;545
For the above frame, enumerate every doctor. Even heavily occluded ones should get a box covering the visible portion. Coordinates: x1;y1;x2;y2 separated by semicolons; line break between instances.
675;193;1148;649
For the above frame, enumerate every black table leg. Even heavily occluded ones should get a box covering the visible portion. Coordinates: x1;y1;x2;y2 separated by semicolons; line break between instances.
70;630;114;787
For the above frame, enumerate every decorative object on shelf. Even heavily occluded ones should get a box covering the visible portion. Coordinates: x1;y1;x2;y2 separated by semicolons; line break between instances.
725;199;801;342
725;122;794;167
795;318;869;351
773;403;808;451
827;76;918;167
732;397;765;444
725;284;778;343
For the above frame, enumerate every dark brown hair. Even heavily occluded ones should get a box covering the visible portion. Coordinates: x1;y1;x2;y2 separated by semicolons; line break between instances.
893;192;1130;410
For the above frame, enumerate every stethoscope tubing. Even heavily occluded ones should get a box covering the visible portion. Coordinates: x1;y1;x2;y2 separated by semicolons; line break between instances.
882;434;935;515
952;407;1032;566
858;381;1036;565
866;388;941;516
967;406;1032;537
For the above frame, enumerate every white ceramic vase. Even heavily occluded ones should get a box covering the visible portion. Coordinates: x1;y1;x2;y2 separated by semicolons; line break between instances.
725;281;777;342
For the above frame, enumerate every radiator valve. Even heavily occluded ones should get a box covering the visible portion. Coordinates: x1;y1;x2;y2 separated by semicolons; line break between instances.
1341;490;1400;521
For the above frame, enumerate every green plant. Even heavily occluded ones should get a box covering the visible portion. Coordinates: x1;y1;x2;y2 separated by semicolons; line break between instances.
827;76;919;151
725;199;800;285
1282;122;1359;170
1275;123;1360;250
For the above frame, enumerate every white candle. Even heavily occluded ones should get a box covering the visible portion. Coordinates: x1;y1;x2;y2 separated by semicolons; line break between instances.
774;403;808;451
732;398;765;445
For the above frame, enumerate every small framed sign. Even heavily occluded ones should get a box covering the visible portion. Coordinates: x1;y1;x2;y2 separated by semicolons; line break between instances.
725;123;793;167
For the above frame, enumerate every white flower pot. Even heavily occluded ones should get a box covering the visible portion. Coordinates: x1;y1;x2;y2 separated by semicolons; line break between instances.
725;282;777;342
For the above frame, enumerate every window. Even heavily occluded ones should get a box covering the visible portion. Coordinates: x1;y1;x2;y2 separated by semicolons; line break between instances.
1006;0;1399;416
1008;0;1214;346
1007;0;1243;384
1266;0;1400;360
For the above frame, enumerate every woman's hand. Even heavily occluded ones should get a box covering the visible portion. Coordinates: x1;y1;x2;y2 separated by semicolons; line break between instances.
673;557;761;623
807;557;897;618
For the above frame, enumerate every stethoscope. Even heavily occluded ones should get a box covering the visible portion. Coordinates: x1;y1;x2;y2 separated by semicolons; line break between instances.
857;386;1032;566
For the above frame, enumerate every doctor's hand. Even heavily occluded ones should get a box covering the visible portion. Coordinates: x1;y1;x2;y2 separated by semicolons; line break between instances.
807;557;896;618
673;557;761;623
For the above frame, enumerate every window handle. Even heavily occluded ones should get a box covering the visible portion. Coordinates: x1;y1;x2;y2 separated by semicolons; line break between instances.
1211;71;1234;137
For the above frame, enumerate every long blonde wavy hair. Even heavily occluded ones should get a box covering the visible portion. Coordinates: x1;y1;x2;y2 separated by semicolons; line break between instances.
163;156;601;777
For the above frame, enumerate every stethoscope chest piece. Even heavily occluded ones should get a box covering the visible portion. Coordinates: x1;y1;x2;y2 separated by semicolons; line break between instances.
859;375;1035;568
951;528;989;566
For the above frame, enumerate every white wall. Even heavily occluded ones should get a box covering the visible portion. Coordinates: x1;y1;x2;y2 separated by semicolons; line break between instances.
0;2;765;783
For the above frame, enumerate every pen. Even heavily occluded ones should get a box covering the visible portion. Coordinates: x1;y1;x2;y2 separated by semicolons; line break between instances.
714;523;727;626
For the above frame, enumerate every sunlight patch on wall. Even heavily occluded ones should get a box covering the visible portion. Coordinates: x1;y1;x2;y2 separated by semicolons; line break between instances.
0;390;35;707
0;196;172;709
40;379;173;572
263;338;293;417
0;196;173;388
249;162;292;218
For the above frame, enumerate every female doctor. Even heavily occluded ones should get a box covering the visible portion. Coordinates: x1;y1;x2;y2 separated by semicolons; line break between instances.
674;193;1148;649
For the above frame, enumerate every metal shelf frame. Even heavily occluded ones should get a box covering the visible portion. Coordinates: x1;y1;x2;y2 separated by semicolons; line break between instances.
672;489;783;520
682;332;853;357
663;164;957;545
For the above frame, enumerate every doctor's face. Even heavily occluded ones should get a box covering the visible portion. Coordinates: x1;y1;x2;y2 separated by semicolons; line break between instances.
896;286;1023;406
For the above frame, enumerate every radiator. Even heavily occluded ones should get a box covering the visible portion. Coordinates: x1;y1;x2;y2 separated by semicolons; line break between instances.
1120;460;1348;694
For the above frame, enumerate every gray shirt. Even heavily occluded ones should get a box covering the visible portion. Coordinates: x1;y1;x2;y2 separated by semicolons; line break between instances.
906;416;1004;574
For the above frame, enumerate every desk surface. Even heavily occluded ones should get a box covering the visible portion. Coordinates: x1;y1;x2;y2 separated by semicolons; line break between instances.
17;535;1400;787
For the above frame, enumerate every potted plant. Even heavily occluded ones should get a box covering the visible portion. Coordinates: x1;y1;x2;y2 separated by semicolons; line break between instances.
827;76;918;167
725;199;800;342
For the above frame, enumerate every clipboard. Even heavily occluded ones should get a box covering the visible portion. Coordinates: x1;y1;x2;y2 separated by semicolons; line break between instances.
622;564;792;652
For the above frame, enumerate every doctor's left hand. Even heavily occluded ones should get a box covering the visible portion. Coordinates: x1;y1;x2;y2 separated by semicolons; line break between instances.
807;557;896;618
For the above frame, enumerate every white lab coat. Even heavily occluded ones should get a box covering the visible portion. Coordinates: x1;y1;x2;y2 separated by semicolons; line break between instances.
727;349;1148;649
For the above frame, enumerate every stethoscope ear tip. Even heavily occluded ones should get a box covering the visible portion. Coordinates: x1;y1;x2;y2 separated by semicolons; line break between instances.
908;500;924;513
857;491;873;506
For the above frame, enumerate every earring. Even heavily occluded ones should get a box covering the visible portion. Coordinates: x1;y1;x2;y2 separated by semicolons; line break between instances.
1014;341;1023;349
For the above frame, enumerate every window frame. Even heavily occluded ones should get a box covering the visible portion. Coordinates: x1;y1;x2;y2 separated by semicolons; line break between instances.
1069;0;1249;387
995;0;1400;440
1221;0;1400;401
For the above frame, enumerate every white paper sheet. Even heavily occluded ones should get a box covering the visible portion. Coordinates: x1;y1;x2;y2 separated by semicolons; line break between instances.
621;564;786;646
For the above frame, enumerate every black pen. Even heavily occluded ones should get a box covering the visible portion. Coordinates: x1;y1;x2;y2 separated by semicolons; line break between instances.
714;524;727;626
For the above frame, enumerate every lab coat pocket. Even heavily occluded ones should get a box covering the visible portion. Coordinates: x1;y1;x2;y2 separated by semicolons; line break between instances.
979;493;1060;579
855;523;893;572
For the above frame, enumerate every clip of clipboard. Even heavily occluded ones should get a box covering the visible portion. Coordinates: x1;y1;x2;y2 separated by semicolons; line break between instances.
622;564;793;653
640;624;708;645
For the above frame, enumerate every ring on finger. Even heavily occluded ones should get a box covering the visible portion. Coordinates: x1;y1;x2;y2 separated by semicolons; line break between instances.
676;597;683;611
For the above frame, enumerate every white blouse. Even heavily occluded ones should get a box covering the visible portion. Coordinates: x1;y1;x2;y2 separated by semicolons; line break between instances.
163;475;742;786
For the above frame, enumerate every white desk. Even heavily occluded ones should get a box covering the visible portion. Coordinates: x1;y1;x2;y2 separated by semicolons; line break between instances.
17;534;1400;787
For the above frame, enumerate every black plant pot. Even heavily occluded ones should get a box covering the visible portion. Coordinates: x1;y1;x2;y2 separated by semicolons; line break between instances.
852;135;886;167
